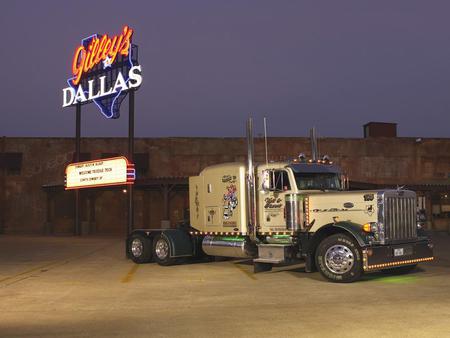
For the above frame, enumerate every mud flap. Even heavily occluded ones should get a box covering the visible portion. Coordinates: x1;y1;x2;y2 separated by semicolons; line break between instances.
254;262;273;273
305;254;314;273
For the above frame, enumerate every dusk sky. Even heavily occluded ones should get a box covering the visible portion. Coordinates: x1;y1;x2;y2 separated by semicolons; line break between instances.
1;1;450;138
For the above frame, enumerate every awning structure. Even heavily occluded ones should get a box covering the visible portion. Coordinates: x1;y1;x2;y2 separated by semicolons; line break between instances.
41;176;190;234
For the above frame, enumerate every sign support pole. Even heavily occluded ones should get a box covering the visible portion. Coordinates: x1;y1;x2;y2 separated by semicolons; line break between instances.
75;103;81;236
128;90;135;235
0;137;5;234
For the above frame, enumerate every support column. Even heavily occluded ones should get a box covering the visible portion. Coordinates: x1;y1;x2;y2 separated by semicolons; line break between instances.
88;193;96;234
162;184;170;220
161;184;176;228
45;191;53;235
74;104;81;236
0;136;5;234
128;90;135;235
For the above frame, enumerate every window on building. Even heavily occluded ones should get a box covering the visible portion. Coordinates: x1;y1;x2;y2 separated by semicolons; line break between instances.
2;153;23;176
134;153;149;177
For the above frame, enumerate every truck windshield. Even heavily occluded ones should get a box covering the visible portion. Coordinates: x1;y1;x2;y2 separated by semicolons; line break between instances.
294;173;342;191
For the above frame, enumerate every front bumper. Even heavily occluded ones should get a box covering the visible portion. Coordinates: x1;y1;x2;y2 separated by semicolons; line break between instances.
362;238;434;271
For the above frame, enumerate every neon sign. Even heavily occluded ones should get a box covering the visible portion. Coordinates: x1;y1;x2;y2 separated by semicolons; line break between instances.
62;26;142;119
71;26;133;85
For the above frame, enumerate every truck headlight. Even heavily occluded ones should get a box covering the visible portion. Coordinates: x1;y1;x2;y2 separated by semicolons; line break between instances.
362;222;385;243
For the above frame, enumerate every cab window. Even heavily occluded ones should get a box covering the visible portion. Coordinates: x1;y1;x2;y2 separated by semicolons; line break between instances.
270;170;291;191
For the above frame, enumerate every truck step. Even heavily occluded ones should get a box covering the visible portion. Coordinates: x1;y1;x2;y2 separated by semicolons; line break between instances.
256;243;294;264
253;258;284;264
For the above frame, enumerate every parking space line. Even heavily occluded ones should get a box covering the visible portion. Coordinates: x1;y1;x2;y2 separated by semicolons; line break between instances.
0;245;112;287
121;264;140;283
0;261;59;284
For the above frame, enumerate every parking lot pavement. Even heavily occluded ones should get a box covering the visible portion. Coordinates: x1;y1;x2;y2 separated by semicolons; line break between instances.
0;233;449;338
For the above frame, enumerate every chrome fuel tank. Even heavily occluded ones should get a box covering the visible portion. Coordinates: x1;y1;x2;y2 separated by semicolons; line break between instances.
202;235;256;258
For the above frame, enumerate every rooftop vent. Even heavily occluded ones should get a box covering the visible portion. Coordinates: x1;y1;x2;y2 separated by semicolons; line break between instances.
363;122;397;138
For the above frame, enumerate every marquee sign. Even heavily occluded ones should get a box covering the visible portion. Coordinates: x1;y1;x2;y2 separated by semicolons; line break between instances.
62;26;142;118
65;157;135;190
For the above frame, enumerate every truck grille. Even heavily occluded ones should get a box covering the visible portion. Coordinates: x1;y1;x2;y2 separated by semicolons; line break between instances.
380;191;417;242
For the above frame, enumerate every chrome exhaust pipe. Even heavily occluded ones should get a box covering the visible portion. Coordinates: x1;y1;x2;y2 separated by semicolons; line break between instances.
310;127;318;161
246;117;257;242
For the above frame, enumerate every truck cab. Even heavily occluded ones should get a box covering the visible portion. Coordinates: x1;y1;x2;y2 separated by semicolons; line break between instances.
256;159;344;234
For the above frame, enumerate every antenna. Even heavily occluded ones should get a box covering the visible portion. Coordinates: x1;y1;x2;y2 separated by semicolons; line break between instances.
263;117;269;166
310;127;318;161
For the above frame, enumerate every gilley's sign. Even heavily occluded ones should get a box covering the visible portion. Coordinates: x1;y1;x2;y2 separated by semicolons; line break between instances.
62;26;142;118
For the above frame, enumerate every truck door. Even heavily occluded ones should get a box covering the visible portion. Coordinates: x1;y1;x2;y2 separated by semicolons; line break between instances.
259;169;292;232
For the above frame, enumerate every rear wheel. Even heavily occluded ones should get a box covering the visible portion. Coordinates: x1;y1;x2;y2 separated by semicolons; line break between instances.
315;233;362;283
128;234;152;264
153;234;177;266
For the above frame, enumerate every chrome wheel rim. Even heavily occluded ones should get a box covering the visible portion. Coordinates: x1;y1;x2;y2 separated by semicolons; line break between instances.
325;244;354;274
131;238;143;257
155;239;169;260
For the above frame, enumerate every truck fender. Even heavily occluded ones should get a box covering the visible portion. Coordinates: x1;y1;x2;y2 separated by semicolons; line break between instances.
309;221;370;253
161;229;194;258
304;222;370;272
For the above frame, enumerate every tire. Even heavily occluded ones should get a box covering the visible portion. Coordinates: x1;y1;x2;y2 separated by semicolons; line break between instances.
153;234;177;266
381;264;417;275
128;234;152;264
315;233;363;283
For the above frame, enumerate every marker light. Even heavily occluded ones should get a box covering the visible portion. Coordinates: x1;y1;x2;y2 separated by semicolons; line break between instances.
362;222;378;233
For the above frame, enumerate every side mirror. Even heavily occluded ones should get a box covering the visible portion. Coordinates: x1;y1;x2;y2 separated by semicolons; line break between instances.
261;170;285;192
262;170;271;191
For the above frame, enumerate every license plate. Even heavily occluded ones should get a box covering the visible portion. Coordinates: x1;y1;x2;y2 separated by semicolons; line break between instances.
394;246;413;257
394;248;404;256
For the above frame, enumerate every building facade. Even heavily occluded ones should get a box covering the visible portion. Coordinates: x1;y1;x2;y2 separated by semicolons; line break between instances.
1;136;449;234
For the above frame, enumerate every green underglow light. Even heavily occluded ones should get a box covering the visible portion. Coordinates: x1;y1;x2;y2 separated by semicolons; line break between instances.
379;275;419;284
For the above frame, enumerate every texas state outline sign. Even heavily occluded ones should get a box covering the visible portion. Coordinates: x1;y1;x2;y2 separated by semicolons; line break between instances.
62;26;142;119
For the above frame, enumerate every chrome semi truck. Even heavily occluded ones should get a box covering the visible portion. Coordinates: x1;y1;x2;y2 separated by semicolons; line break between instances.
126;120;433;282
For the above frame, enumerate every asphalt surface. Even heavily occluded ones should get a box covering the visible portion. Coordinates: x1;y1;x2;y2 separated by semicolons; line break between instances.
0;232;449;338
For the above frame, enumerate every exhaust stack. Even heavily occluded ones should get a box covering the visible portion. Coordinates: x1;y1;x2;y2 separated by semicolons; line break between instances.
310;127;318;161
246;117;257;242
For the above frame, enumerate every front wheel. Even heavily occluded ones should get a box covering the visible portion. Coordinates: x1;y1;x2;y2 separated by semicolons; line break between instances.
315;233;363;283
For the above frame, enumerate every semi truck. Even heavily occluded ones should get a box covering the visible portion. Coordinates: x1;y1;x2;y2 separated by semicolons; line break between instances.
126;119;434;282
